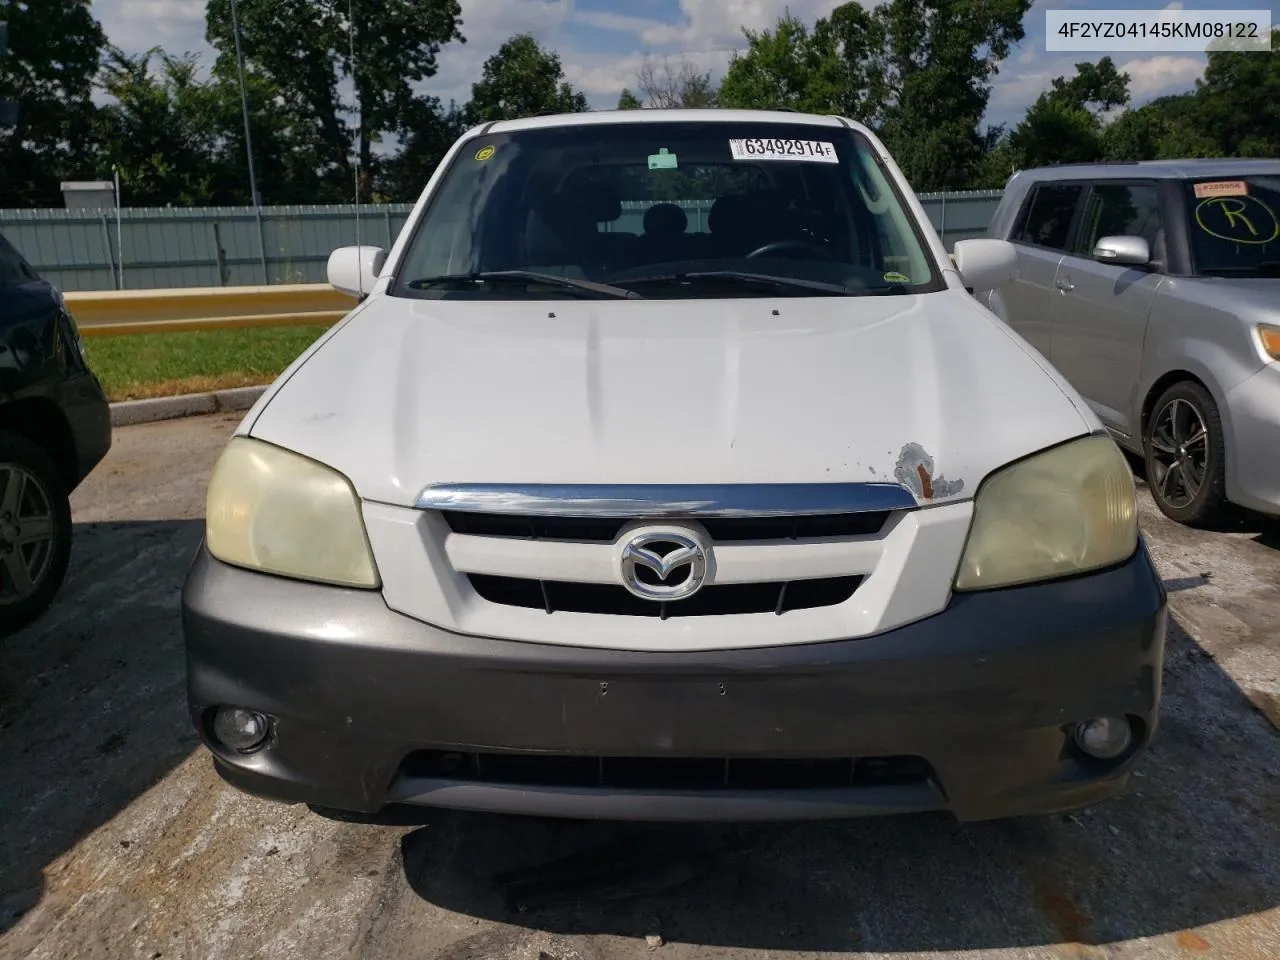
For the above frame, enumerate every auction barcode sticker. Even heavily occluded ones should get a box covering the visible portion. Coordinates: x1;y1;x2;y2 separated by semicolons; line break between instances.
1194;180;1249;199
729;138;838;163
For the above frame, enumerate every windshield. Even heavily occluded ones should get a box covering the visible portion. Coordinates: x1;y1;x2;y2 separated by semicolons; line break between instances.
1185;176;1280;277
390;121;943;300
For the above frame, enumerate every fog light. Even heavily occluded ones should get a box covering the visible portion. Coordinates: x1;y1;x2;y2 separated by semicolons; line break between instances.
213;707;271;753
1073;716;1133;760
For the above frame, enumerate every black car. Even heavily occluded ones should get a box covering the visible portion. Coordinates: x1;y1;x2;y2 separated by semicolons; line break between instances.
0;229;111;635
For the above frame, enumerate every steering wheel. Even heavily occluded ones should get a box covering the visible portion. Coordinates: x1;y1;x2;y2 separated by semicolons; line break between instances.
745;239;837;261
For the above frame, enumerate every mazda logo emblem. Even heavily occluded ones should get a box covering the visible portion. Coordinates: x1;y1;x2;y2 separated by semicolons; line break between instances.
618;527;709;601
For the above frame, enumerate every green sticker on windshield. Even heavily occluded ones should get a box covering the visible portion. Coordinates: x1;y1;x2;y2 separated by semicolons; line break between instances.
883;271;911;284
648;148;678;170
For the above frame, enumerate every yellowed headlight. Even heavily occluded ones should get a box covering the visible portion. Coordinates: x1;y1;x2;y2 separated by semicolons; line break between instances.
206;437;379;588
955;435;1138;591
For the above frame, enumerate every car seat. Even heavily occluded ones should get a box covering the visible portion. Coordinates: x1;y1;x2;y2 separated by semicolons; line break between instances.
640;203;694;263
524;182;636;274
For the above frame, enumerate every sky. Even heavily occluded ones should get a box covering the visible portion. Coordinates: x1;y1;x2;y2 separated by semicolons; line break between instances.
91;0;1279;130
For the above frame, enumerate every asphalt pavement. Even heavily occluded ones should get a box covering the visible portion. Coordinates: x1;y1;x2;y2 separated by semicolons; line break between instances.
1;413;1278;960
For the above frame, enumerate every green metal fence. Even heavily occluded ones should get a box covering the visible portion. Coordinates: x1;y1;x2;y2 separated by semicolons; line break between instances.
0;191;1002;293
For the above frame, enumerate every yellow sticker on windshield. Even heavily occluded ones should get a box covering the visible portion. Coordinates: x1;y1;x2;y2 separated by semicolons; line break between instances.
883;271;911;284
1194;180;1248;199
475;144;496;162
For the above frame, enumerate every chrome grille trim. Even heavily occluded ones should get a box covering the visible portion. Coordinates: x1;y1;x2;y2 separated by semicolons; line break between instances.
416;482;917;517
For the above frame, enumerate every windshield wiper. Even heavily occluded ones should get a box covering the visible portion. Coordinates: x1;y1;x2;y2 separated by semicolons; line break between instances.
1198;261;1280;278
612;271;857;296
406;270;643;299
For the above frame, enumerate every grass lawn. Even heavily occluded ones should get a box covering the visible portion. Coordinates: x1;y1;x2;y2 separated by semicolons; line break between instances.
84;325;332;402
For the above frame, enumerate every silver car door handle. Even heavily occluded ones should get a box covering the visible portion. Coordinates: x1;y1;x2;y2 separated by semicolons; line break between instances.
1055;277;1075;292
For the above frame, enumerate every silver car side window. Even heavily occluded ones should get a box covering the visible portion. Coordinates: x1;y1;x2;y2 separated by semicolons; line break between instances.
1077;184;1164;258
1013;184;1084;252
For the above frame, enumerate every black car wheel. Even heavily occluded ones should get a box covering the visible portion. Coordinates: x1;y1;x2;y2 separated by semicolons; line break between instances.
1142;380;1227;527
0;430;73;636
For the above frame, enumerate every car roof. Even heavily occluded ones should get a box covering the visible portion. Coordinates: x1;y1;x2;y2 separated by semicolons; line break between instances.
1012;158;1280;183
474;108;864;136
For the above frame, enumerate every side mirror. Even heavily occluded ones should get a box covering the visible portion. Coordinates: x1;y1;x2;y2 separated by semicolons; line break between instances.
1093;235;1150;267
951;239;1018;291
327;245;387;298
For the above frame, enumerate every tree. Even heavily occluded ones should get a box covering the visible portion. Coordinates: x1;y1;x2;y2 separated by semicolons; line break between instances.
1194;32;1280;156
1100;96;1219;161
0;0;106;206
721;1;1031;190
635;54;719;108
718;13;844;114
93;48;221;206
977;141;1019;189
1004;57;1131;170
465;34;588;123
1100;105;1166;161
93;47;330;206
205;0;463;191
831;0;1032;190
377;98;467;201
617;88;642;110
1009;96;1102;169
1049;57;1130;114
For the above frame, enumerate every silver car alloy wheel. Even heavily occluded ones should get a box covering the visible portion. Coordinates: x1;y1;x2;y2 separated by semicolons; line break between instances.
1148;397;1209;509
0;462;57;604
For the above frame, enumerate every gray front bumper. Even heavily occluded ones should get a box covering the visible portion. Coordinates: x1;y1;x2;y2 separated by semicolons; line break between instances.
182;543;1168;822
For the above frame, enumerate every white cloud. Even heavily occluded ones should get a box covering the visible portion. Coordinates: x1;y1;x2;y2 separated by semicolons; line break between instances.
91;0;1205;128
563;47;735;100
633;0;847;49
562;0;859;102
1118;54;1204;100
989;69;1059;112
95;0;211;58
431;0;576;106
572;10;667;36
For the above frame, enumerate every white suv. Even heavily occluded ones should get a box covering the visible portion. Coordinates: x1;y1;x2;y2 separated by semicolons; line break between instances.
182;109;1167;823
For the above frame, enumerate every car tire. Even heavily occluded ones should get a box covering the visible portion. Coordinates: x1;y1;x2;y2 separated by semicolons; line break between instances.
1142;380;1227;527
0;430;74;636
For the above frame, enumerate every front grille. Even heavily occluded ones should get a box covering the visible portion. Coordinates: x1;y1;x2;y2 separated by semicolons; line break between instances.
399;750;935;791
442;511;890;541
468;574;862;616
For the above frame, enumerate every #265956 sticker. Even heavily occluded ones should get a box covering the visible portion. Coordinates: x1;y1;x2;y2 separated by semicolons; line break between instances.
729;138;838;163
1193;180;1247;199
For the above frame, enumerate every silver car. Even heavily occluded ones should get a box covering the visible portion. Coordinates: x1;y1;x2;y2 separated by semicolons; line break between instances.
982;159;1280;525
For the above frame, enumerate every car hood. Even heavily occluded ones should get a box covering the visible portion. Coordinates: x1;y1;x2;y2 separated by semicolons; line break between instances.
246;291;1093;508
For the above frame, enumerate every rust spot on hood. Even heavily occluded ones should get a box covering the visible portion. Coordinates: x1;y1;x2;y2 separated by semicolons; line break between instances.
894;442;964;501
916;463;934;499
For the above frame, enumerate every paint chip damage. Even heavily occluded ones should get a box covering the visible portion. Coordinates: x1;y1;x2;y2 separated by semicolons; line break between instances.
894;442;965;501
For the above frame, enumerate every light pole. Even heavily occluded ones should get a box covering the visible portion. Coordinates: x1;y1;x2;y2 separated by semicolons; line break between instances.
229;0;262;208
230;0;269;282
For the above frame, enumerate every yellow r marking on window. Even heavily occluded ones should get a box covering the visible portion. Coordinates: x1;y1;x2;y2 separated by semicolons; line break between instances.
1217;199;1257;236
1195;196;1280;245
